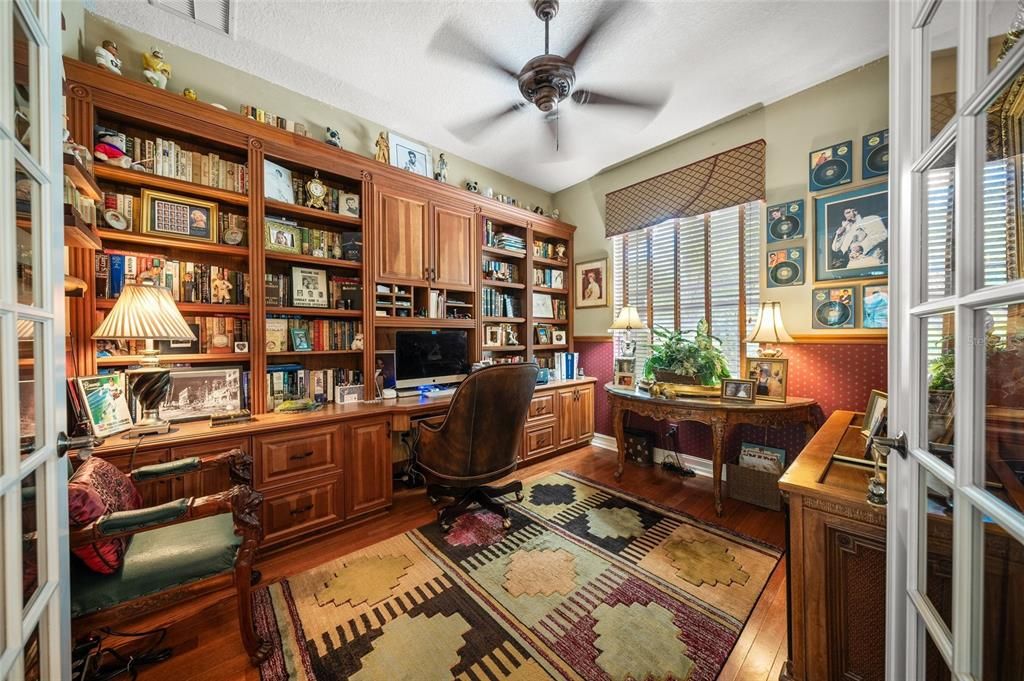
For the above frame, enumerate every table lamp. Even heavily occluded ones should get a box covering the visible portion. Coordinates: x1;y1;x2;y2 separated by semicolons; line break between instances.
609;305;644;357
747;301;794;358
92;283;196;437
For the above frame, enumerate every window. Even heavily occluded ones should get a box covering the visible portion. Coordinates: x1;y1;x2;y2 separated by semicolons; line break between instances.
612;202;761;378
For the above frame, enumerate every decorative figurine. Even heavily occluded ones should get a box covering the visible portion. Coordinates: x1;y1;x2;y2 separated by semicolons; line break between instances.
484;187;494;198
182;88;198;101
94;40;122;75
305;171;328;210
434;153;448;183
351;333;364;351
465;180;478;193
374;131;390;164
142;47;172;89
555;243;568;261
211;271;233;304
325;127;343;148
533;206;544;214
94;128;143;170
505;327;520;346
552;208;560;219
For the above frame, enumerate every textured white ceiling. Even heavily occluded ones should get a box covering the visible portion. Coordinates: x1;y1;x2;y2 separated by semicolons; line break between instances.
90;0;890;193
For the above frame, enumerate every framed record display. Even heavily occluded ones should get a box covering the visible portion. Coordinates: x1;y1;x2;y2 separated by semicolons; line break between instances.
811;286;857;329
767;247;805;288
766;200;805;242
862;129;889;179
814;182;888;281
809;140;853;191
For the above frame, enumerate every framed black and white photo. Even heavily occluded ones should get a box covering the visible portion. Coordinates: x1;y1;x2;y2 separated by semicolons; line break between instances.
388;132;432;179
291;266;328;308
532;293;554;318
814;182;888;281
483;325;502;347
720;378;756;403
264;159;295;204
290;328;312;352
140;190;218;244
340;192;360;218
158;366;242;422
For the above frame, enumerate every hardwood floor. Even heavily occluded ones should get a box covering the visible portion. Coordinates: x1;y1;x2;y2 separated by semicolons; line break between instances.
111;445;788;681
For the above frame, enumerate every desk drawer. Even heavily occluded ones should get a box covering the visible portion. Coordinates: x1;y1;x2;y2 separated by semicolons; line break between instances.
262;477;343;545
254;425;341;489
523;422;557;460
528;393;556;422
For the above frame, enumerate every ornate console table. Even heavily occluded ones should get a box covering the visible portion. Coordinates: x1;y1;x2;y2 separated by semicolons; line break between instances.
604;383;818;515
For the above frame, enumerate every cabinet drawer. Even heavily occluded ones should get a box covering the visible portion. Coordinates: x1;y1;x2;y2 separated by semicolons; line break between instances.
524;422;557;459
262;477;344;546
254;425;341;489
528;392;556;422
172;437;250;496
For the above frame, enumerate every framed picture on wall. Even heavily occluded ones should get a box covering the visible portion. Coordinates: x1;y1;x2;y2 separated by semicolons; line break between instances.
862;284;889;329
814;182;889;282
766;247;805;288
388;132;432;179
140;190;218;244
575;258;608;308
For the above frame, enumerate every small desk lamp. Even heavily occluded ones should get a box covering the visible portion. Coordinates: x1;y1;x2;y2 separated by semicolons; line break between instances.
609;305;644;357
747;301;794;358
92;283;196;437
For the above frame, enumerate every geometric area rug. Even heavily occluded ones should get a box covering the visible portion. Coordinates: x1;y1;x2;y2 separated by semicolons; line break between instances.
254;471;783;681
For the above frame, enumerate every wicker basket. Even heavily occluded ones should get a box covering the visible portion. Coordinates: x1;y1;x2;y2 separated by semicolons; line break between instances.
726;463;783;511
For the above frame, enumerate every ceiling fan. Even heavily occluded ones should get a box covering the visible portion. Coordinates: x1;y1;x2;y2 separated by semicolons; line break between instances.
430;0;668;151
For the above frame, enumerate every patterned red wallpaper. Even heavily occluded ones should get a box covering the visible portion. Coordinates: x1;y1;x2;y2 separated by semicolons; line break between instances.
575;339;887;464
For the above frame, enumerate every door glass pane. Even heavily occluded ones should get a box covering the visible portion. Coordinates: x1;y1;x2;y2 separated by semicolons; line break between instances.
17;318;42;457
23;622;40;681
15;160;41;306
929;0;960;139
925;624;953;680
924;142;956;300
923;470;954;631
981;302;1024;513
22;469;43;611
980;515;1024;680
12;8;37;157
985;1;1024;75
925;312;956;463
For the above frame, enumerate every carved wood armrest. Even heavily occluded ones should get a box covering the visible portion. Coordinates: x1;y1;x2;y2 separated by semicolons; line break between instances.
128;448;252;486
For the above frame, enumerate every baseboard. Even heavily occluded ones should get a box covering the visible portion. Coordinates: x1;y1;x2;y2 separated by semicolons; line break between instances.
592;433;616;451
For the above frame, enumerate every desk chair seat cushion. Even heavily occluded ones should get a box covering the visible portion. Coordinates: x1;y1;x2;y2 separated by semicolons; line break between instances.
70;513;241;618
68;457;143;575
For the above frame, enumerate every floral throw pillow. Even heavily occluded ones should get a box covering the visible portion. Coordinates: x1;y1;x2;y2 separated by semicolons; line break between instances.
68;457;143;574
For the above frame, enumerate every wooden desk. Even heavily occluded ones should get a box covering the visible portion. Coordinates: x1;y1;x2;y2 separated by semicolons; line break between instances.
604;384;818;515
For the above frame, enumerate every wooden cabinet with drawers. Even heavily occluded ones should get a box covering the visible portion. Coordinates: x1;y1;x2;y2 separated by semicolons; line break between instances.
343;417;392;518
253;424;341;489
523;381;595;460
556;383;595;447
261;476;345;546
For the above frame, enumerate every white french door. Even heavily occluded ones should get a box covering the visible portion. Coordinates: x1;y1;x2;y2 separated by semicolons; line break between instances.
890;0;1024;679
2;1;70;680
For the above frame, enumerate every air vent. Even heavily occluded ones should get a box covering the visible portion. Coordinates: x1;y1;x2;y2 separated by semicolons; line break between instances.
149;0;232;36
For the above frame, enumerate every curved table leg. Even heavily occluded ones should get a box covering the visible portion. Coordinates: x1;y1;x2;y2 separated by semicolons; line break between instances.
612;400;626;479
711;418;728;516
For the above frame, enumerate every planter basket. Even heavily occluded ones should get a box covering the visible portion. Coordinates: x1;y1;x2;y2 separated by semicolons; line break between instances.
650;370;721;398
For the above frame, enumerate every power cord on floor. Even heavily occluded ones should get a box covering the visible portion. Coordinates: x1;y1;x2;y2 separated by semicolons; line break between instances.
72;626;171;681
660;450;696;478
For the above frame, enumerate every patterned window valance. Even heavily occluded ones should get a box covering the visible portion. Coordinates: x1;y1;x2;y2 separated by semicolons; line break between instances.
604;139;766;238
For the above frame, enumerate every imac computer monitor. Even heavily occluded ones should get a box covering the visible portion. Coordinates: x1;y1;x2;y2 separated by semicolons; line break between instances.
394;330;470;389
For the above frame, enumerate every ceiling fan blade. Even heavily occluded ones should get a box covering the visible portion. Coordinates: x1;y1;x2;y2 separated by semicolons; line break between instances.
429;20;519;80
571;87;667;114
564;1;634;67
449;103;528;142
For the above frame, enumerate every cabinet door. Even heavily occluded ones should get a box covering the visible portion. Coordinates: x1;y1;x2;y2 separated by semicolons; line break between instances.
575;384;594;441
431;202;476;291
375;187;429;285
171;436;250;497
557;388;577;447
344;417;393;517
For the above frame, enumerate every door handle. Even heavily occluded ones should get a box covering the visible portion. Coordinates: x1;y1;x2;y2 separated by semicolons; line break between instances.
57;432;104;458
869;431;908;459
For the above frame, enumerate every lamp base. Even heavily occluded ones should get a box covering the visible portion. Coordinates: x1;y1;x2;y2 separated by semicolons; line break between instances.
125;365;172;438
757;346;785;358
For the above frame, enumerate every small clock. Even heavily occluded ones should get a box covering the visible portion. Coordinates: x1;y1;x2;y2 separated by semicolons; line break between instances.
305;171;328;210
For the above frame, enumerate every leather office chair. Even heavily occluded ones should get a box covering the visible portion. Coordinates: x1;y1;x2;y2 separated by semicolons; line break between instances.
416;363;539;531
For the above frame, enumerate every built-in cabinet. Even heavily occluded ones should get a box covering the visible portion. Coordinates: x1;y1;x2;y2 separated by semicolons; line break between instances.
555;384;595;448
524;382;594;460
343;417;392;517
431;201;476;291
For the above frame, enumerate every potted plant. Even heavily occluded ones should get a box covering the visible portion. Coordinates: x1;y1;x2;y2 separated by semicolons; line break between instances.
644;319;731;391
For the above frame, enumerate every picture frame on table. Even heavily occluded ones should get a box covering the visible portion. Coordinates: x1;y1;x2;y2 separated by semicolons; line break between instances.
77;373;133;438
614;372;635;388
290;266;328;308
861;389;888;438
388;132;432;179
483;325;502;347
265;218;302;255
745;357;789;403
575;258;608;308
289;328;312;352
140;189;218;244
157;366;242;423
814;182;889;282
720;378;756;403
264;159;295;204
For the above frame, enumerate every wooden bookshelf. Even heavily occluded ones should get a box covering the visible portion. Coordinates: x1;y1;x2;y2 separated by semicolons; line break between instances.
97;353;250;367
268;306;362;318
64;153;103;201
482;316;525;323
533;255;569;268
482;280;525;290
95;165;249;206
96;228;249;258
96;299;249;315
482;245;525;259
265;251;362;269
533;286;569;295
265;199;362;227
267;350;362;357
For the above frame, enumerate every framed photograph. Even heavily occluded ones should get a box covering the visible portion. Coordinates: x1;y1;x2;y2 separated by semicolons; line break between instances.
388;132;432;179
766;200;805;242
862;129;889;179
614;372;635;388
264;159;295;204
233;341;249;353
812;286;857;329
551;270;565;289
158;366;242;422
158;322;200;355
552;329;567;345
535;324;552;345
720;378;756;403
862;284;889;329
766;247;805;288
265;218;302;254
374;351;396;391
575;258;608;308
814;182;888;281
289;328;312;352
809;140;853;191
861;389;889;437
140;189;218;244
532;293;554;318
483;325;502;347
340;192;360;218
341;231;363;261
291;266;328;308
77;373;133;437
745;357;789;403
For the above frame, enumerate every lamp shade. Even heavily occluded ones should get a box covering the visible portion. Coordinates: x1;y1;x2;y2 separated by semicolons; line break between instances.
609;305;644;331
747;301;794;344
92;284;196;341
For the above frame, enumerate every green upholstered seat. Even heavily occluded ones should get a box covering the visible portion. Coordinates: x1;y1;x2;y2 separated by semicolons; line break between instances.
71;513;241;618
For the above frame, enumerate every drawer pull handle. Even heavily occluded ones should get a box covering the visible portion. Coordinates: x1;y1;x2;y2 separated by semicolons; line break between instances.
535;406;546;414
289;451;314;461
290;504;314;516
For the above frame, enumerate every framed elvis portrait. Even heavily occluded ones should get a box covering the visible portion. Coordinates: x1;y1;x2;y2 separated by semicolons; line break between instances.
141;189;218;244
814;182;888;282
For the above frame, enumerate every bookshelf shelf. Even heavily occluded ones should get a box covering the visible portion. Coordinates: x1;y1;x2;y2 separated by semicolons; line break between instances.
483;345;526;352
534;286;569;295
96;299;249;315
265;199;362;228
532;318;569;324
267;350;362;357
533;256;569;268
96;353;250;366
482;316;525;323
64;204;103;250
373;317;475;328
534;344;569;351
95;165;249;207
64;153;103;201
265;252;363;269
268;307;363;318
482;280;525;290
96;228;249;258
481;246;525;260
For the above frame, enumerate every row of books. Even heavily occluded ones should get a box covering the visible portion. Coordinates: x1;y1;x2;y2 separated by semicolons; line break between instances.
266;365;363;410
537;352;580;380
266;217;361;261
265;317;363;353
482;260;520;283
239;106;310;137
95;315;251;357
483;222;526;252
64;176;97;224
482;288;522;318
263;273;361;309
107;129;249;193
534;239;568;262
95;251;251;305
533;267;566;289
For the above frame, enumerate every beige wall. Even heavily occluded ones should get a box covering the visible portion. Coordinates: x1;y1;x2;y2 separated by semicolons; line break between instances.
555;58;890;338
69;10;554;212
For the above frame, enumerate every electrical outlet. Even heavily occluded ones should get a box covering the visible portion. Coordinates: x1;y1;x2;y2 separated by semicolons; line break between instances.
665;424;678;438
